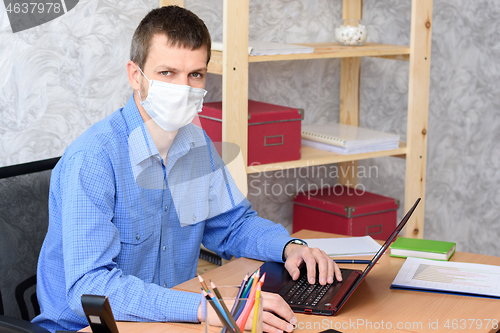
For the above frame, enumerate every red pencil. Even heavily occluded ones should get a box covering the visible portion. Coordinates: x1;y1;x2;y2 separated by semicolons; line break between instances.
237;273;266;331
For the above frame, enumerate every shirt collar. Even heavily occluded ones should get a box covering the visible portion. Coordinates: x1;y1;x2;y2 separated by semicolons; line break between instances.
122;94;144;136
123;94;160;168
164;123;208;174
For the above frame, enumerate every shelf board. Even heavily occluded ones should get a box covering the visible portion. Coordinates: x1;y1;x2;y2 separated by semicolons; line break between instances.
208;42;410;74
250;42;411;61
246;142;407;174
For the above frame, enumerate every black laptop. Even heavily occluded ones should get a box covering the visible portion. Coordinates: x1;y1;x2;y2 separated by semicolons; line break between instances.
260;198;420;316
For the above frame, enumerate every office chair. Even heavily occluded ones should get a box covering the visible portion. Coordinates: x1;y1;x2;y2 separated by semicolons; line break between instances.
15;276;41;321
0;315;50;333
0;290;4;315
0;163;53;321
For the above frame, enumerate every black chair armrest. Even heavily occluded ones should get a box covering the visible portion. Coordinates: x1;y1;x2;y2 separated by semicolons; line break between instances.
0;315;50;333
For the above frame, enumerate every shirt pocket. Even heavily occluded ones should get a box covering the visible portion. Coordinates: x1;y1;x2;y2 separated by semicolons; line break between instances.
114;216;159;276
117;215;157;243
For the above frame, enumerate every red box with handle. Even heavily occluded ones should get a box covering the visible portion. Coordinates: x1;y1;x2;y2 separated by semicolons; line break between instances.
293;185;399;241
198;100;303;166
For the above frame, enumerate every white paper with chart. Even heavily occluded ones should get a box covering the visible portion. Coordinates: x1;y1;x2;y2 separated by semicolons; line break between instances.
391;257;500;298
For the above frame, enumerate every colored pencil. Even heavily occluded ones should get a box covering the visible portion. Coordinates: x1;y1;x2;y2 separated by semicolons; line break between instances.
234;271;257;320
202;289;236;333
211;280;242;333
237;273;265;331
235;273;249;301
223;273;249;333
208;290;233;326
198;274;210;292
258;273;266;288
234;270;259;321
249;269;260;296
251;283;262;333
241;270;257;298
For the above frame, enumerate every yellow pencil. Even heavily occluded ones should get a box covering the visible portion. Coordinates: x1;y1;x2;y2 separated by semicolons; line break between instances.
239;273;265;331
251;283;262;333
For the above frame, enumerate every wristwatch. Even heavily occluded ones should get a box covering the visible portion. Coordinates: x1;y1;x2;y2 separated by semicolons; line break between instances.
282;239;307;262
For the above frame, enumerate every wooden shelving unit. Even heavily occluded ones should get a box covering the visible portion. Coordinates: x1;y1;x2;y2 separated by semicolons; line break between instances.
160;0;433;238
208;42;411;71
247;142;407;174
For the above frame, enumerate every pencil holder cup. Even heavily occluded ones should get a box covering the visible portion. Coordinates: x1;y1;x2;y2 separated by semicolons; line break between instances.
201;285;263;333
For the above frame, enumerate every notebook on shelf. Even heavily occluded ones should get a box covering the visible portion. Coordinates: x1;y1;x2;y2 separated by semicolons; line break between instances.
260;198;420;316
301;122;400;154
212;41;314;56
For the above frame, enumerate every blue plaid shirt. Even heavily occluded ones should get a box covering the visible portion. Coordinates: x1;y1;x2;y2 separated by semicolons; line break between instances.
33;95;293;332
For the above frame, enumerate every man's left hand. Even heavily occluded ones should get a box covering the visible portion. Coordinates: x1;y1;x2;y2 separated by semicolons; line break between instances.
283;244;342;285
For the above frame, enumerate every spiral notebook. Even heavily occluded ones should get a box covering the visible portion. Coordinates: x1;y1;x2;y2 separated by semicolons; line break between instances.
301;122;400;154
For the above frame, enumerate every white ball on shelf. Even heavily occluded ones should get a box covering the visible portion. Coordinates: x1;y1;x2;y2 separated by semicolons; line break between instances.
335;23;367;46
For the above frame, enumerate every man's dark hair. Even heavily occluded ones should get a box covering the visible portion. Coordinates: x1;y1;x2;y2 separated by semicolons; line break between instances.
130;5;211;69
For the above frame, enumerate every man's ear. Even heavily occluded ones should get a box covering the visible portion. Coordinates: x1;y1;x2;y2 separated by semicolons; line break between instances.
127;61;141;91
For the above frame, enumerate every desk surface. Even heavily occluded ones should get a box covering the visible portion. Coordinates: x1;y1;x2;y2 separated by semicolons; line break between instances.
83;230;500;333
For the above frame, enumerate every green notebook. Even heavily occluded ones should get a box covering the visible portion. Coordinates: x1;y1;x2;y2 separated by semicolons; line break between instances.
389;237;456;261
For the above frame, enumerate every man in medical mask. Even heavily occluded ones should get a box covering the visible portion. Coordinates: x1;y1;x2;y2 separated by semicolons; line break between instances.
33;6;341;333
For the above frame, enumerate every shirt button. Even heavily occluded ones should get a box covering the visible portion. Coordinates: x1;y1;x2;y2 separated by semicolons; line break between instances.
163;246;166;251
193;215;196;221
136;234;140;240
164;205;168;211
164;283;167;288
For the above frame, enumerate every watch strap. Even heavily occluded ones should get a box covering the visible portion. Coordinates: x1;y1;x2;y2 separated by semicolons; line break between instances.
282;239;307;262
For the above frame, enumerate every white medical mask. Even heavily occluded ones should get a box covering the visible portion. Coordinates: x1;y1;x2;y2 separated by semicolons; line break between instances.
138;67;207;132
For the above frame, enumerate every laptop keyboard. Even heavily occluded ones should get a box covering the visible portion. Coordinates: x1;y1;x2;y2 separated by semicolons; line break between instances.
279;274;334;307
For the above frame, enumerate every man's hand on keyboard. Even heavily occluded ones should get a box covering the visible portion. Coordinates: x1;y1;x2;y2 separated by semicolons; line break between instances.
283;244;342;285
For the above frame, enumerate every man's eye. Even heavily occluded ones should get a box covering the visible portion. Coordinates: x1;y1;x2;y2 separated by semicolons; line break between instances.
160;71;172;76
191;73;202;78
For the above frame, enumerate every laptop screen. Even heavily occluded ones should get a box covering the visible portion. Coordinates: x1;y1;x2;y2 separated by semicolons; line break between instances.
362;198;421;274
335;198;421;312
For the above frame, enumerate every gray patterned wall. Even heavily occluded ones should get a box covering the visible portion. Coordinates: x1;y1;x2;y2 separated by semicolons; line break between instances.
1;0;499;256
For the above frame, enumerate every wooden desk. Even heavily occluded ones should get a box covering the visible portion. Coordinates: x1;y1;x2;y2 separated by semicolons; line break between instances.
83;230;500;333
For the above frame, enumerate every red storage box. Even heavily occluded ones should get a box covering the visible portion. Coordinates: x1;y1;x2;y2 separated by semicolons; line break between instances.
293;185;399;240
198;100;303;166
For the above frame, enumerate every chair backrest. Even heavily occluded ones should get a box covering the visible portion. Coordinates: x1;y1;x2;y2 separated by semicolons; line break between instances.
0;158;57;321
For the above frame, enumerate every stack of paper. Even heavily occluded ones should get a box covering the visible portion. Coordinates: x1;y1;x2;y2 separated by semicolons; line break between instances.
212;41;314;56
391;257;500;298
301;122;400;155
304;236;381;257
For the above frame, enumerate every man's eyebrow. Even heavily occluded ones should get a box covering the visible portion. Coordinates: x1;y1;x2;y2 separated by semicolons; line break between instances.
153;66;207;73
154;66;178;72
191;67;208;73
